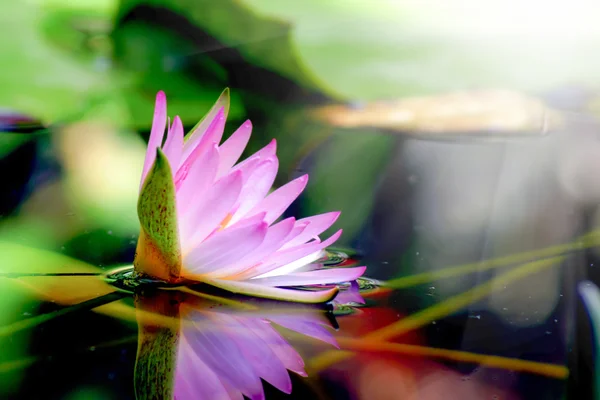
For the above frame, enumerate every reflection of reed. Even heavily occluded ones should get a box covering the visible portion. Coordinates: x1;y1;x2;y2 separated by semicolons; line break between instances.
336;339;568;379
384;230;600;290
309;256;567;375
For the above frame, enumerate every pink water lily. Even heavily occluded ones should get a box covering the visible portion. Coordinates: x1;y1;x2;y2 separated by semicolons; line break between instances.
134;89;365;303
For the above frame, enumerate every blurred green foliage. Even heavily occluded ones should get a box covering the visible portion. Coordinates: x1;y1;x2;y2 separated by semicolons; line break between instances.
0;0;596;396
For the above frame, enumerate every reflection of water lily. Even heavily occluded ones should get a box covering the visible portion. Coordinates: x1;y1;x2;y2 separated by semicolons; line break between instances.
134;291;339;400
135;90;365;303
175;303;337;400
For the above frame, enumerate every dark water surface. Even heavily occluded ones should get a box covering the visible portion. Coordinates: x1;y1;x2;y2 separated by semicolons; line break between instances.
0;248;576;400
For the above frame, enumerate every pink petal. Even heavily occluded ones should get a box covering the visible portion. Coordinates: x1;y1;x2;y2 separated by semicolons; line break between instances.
212;217;295;278
183;221;268;275
201;278;339;304
140;91;167;188
249;266;366;287
180;170;242;251
240;230;342;280
232;139;276;171
281;212;341;250
176;144;219;212
182;91;230;161
282;221;309;244
246;175;308;225
269;317;339;348
229;158;279;225
217;120;252;178
176;108;226;184
162;115;184;174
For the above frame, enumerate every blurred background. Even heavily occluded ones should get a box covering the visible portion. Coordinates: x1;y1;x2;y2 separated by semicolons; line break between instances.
3;0;600;398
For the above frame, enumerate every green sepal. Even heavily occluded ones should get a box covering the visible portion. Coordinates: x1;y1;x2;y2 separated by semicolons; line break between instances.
184;87;230;141
135;148;181;281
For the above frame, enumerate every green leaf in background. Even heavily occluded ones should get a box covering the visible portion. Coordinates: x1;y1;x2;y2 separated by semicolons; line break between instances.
0;0;112;124
301;130;395;245
243;0;600;99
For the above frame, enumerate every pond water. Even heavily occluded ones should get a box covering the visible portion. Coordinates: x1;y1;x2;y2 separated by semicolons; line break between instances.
0;248;576;399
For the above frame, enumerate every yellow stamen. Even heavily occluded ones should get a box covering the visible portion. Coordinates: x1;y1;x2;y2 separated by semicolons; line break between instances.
218;213;234;231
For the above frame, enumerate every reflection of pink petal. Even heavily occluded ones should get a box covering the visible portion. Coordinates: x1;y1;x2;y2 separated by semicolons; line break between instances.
270;317;339;348
239;318;307;377
227;315;292;394
334;281;366;305
185;313;265;400
175;337;237;400
176;304;337;399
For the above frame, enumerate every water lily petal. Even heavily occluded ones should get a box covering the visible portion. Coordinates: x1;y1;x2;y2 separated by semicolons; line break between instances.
213;217;296;278
246;174;308;224
184;221;268;275
269;317;339;348
229;158;279;225
176;144;220;216
281;212;341;250
182;88;230;155
140;91;167;188
177;108;226;184
243;230;342;279
201;278;339;304
217;120;252;178
248;266;366;287
162;115;184;174
232;139;276;172
181;170;243;251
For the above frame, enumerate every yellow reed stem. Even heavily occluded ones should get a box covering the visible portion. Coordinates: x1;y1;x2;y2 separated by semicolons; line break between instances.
336;338;569;379
386;231;600;289
309;256;564;372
